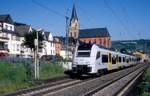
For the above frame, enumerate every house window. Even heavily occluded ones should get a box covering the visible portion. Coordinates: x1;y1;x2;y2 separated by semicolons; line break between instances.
17;44;20;51
5;25;8;29
10;26;12;31
13;44;15;51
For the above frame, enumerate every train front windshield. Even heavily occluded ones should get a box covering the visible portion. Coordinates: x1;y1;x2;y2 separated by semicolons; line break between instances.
77;51;90;57
76;44;92;57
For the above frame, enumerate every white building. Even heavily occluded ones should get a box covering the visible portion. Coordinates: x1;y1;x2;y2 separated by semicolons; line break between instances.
0;14;55;58
40;31;55;57
0;15;32;57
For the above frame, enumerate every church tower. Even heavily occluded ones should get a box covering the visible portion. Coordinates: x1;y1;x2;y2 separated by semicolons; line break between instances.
69;3;79;40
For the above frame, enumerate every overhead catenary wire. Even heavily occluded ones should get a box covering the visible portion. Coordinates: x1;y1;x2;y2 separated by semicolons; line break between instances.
31;0;66;18
31;0;85;27
117;1;138;40
103;0;130;38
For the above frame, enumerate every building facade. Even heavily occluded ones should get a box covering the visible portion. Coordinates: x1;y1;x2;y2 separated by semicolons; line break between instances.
0;14;31;57
68;4;79;54
68;4;79;40
42;31;55;56
54;37;61;56
79;28;111;48
68;4;111;51
0;14;56;58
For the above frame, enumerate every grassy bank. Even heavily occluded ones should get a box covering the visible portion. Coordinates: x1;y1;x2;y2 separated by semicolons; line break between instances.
0;60;65;94
137;64;150;96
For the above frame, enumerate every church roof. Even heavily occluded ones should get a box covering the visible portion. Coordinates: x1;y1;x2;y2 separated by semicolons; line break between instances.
44;32;50;41
79;28;110;38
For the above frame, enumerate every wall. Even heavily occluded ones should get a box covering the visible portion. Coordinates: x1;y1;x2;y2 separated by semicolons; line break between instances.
79;37;111;48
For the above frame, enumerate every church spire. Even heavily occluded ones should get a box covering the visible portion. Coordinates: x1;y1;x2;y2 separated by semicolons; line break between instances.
68;1;79;40
70;3;78;22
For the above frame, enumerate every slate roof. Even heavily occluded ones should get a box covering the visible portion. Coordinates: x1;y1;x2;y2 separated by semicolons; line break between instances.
44;32;50;41
0;14;13;24
79;28;110;38
15;22;31;37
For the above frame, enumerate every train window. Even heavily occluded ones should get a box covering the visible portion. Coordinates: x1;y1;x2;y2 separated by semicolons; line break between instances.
102;55;108;63
123;57;125;62
112;56;116;64
119;57;121;62
77;52;90;57
96;52;100;60
109;53;111;62
78;44;92;50
126;59;129;63
129;58;131;62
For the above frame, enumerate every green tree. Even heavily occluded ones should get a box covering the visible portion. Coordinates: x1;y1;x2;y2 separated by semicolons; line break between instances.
23;30;44;79
23;30;44;52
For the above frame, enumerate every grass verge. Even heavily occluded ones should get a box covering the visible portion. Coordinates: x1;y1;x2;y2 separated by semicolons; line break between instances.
0;60;65;94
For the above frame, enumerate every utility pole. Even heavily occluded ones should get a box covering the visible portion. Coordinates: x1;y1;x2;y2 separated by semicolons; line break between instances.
65;16;69;60
36;30;39;79
34;29;41;79
34;42;37;79
34;36;37;79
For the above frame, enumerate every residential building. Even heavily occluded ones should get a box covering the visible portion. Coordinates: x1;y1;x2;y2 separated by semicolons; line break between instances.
54;37;61;56
0;14;56;58
79;28;111;48
42;31;55;56
0;14;25;57
15;22;32;57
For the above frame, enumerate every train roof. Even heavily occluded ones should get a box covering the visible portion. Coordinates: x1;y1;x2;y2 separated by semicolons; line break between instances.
78;43;135;57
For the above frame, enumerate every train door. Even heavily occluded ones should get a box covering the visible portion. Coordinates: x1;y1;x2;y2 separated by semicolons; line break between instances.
112;54;117;69
95;51;101;70
108;53;112;70
116;55;120;69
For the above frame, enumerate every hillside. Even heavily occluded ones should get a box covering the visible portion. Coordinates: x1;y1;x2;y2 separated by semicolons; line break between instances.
111;39;150;54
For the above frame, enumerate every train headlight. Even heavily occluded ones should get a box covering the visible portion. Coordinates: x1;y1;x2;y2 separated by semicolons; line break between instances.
73;62;78;64
85;62;90;64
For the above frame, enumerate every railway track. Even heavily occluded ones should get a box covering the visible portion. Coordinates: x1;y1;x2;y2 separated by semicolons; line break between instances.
4;74;94;96
44;63;147;96
85;64;146;96
4;63;147;96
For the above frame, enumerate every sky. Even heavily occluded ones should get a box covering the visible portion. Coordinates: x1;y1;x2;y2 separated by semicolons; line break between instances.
0;0;150;40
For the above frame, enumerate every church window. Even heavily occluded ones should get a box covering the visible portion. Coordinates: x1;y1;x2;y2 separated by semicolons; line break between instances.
74;33;76;38
94;39;96;43
99;39;101;43
70;32;72;37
